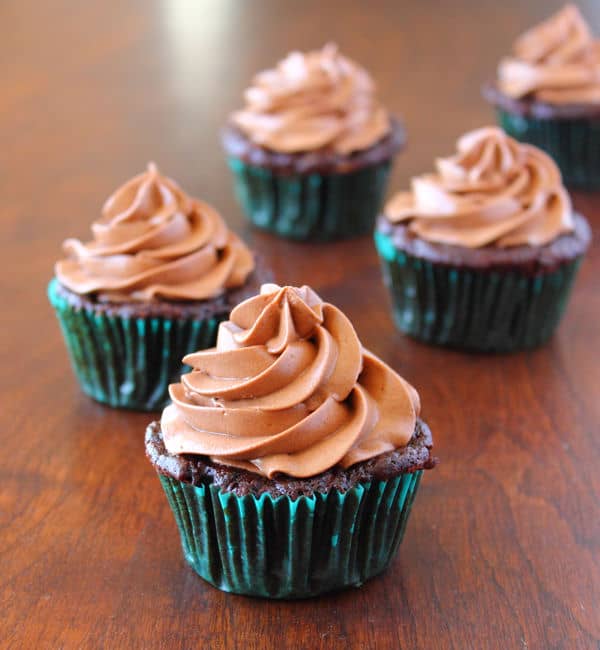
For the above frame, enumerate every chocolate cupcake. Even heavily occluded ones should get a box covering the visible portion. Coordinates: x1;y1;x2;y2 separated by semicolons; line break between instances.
222;44;405;241
483;4;600;189
145;284;435;598
375;127;591;352
49;163;268;411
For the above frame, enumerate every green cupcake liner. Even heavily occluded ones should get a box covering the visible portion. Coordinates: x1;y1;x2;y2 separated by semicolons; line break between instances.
48;279;222;411
375;230;583;353
496;108;600;190
227;157;392;241
158;470;423;599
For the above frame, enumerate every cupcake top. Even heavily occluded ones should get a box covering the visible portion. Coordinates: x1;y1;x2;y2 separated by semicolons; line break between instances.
56;163;255;302
230;43;391;154
161;283;420;478
383;127;574;248
497;4;600;104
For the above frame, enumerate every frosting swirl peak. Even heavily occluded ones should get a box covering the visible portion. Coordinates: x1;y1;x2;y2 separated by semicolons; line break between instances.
162;284;419;478
56;163;255;302
497;4;600;104
231;43;391;154
384;127;574;248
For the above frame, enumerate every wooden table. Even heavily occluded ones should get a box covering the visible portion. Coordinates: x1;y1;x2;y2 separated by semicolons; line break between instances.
3;1;599;648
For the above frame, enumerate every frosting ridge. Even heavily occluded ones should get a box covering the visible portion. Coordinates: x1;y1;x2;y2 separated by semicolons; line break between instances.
56;163;255;301
231;43;391;154
497;4;600;104
384;127;574;248
162;284;419;478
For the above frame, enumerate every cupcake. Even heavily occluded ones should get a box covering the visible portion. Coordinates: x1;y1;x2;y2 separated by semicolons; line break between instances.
145;284;435;598
49;163;268;411
222;44;405;241
375;127;591;352
483;4;600;189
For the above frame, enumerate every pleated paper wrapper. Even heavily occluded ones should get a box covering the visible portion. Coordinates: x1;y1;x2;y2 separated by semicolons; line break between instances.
375;230;583;352
159;470;423;599
227;157;392;241
48;278;223;411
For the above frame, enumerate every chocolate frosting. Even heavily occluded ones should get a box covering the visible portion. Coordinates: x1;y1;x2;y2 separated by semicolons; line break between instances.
497;4;600;104
230;43;391;155
56;163;255;302
384;127;574;248
162;284;420;478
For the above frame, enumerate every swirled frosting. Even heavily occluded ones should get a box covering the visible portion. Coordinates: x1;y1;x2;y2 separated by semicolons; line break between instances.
230;43;391;154
384;127;574;248
497;4;600;104
56;163;255;302
162;284;420;478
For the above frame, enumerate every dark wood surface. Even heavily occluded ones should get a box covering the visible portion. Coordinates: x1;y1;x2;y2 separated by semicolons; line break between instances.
2;1;599;648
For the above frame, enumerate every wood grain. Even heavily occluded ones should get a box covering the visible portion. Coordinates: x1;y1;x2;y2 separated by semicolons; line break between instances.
1;1;599;648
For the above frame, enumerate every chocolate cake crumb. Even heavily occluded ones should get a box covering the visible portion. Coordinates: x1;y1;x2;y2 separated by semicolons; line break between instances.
145;419;436;499
482;81;600;120
52;256;272;320
376;213;591;274
221;118;405;175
